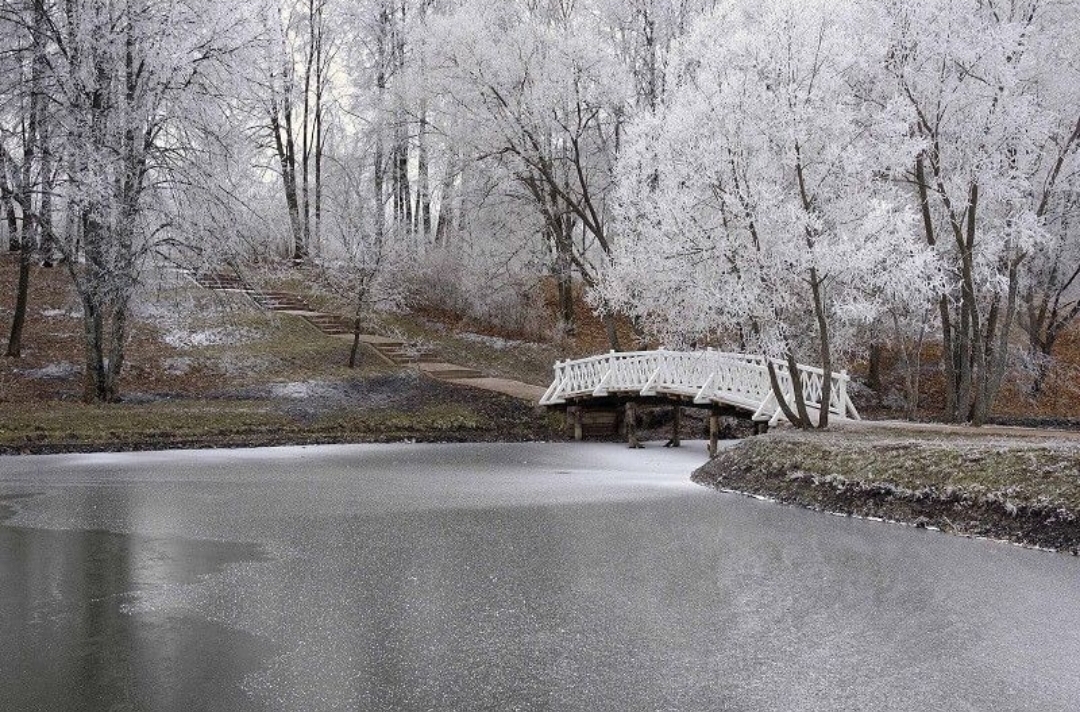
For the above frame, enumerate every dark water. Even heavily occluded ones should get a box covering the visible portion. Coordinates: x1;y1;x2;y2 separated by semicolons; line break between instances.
0;495;270;712
0;443;1078;711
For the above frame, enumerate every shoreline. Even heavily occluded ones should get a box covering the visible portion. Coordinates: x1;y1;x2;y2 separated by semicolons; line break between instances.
692;427;1080;555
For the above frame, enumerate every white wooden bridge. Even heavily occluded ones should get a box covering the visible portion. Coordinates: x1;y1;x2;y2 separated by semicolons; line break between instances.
540;349;860;428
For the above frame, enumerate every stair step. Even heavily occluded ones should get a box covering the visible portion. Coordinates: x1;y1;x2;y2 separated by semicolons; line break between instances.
428;368;484;379
305;316;351;325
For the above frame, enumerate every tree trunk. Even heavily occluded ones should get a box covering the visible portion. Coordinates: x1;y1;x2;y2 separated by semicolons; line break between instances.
7;24;43;358
313;3;325;258
434;162;458;247
973;255;1021;425
551;224;575;337
602;312;621;351
0;175;16;252
786;352;813;428
766;358;808;429
808;270;832;428
867;342;882;395
104;299;128;402
348;309;364;369
417;104;432;242
6;247;31;358
916;155;963;420
270;103;304;261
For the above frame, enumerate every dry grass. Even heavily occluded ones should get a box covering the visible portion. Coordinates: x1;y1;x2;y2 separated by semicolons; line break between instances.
0;256;555;452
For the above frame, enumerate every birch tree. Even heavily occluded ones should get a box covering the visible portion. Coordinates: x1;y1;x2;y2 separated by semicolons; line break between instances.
258;0;338;262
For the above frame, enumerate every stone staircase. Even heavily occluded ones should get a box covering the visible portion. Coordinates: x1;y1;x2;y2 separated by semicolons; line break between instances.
192;269;439;366
193;271;250;291
353;335;440;367
299;313;354;337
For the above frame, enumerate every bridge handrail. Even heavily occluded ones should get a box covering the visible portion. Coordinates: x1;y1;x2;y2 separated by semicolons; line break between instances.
539;349;859;424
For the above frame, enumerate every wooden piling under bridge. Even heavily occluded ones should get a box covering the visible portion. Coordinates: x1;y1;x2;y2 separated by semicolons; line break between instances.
540;349;860;454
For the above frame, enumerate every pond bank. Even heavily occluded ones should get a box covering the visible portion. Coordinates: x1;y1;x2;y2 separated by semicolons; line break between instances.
692;425;1080;554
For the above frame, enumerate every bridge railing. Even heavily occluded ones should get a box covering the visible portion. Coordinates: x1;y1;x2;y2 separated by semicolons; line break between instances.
540;349;860;424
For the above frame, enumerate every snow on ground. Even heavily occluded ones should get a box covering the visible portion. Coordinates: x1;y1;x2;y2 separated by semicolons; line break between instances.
40;308;79;319
267;381;345;399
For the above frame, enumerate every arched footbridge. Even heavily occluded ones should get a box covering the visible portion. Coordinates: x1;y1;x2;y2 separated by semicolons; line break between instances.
540;350;860;442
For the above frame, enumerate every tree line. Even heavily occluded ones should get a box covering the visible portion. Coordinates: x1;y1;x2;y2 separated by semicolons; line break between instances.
1;0;1078;428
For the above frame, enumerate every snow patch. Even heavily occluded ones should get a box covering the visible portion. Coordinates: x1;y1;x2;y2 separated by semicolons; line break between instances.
268;381;342;399
164;357;194;375
40;308;79;319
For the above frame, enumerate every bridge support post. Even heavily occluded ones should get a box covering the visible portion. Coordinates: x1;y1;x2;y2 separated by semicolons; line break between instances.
708;409;719;458
626;401;642;449
671;405;681;448
570;407;583;441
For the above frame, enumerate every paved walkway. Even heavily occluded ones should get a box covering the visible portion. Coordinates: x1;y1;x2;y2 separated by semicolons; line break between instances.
193;270;547;404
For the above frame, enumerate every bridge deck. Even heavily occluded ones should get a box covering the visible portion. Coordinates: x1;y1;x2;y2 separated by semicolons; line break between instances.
540;350;860;426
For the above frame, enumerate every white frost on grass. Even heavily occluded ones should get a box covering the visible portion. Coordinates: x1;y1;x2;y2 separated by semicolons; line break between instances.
40;308;79;319
268;381;341;399
164;357;194;375
164;327;260;349
457;331;535;350
23;362;79;379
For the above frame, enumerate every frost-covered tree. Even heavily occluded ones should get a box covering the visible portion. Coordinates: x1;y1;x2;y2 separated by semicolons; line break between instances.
256;0;337;262
599;0;936;428
6;0;257;402
0;0;55;358
423;0;631;339
877;0;1080;423
311;148;411;367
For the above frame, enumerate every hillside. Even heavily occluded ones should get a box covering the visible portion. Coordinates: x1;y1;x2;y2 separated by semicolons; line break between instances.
1;255;1079;453
0;258;559;453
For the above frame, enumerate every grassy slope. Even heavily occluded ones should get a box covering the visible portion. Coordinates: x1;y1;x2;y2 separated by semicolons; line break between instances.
0;259;558;453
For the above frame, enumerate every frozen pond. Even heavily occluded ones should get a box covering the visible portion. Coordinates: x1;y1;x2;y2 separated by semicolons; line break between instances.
1;442;1078;711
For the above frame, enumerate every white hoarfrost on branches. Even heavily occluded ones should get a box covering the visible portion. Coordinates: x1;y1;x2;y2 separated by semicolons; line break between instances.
423;0;632;338
598;0;938;427
5;0;259;402
2;0;1077;425
871;0;1080;423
